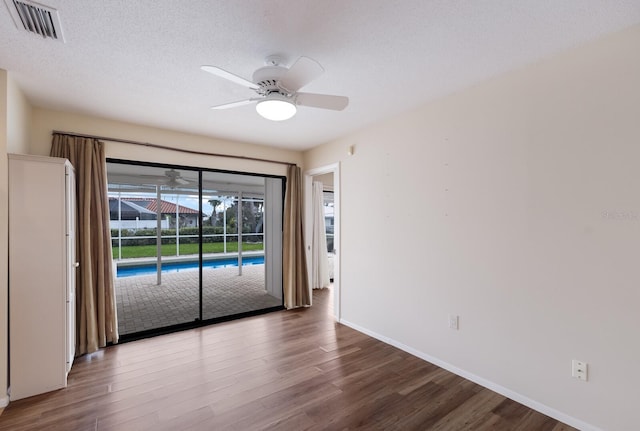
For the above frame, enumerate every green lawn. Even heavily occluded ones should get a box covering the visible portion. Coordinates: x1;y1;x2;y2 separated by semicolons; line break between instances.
112;241;263;259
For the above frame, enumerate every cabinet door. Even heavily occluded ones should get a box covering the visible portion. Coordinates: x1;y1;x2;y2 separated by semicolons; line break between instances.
65;164;76;371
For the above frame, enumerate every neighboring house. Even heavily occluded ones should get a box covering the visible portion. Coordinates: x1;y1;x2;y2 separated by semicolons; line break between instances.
109;197;202;229
108;198;156;220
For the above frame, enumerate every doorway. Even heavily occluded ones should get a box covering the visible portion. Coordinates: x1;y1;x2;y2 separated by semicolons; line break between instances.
305;163;341;321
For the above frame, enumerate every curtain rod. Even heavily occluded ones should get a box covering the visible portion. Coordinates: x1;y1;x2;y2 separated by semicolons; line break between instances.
52;130;296;167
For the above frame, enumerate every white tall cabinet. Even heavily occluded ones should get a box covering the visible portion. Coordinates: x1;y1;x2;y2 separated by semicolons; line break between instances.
8;154;76;401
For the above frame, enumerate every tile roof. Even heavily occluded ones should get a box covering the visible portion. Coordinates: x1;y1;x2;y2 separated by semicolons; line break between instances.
109;197;201;215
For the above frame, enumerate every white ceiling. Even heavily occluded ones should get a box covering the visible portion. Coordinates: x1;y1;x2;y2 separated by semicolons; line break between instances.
1;1;639;151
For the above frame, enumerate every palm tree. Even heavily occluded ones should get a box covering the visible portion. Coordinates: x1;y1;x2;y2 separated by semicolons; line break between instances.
208;198;222;226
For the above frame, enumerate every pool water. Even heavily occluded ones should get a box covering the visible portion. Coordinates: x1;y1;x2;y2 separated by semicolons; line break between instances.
117;256;265;278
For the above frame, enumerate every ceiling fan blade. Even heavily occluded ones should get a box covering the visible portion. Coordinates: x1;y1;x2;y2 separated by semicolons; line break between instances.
138;174;170;182
296;93;349;111
201;65;259;90
279;57;324;92
210;99;257;110
110;172;193;189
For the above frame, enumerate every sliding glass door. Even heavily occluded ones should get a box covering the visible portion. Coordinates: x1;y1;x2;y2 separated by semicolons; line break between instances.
107;161;284;339
200;171;282;320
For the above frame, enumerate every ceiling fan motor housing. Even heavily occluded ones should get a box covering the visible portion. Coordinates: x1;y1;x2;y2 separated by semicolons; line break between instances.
165;169;180;179
252;66;291;96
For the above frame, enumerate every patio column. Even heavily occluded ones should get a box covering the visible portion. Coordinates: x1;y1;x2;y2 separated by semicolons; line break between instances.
175;194;180;257
223;199;227;253
156;185;162;285
237;191;243;276
117;191;122;260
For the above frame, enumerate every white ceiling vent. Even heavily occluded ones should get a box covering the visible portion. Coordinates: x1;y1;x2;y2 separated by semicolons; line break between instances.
4;0;65;42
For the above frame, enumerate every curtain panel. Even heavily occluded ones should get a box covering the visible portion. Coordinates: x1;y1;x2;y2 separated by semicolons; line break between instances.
311;181;330;289
283;165;310;308
51;134;119;354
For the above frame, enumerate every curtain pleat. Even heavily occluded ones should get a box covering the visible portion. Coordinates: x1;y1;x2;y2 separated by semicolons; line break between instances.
51;134;119;354
283;165;310;308
312;181;330;289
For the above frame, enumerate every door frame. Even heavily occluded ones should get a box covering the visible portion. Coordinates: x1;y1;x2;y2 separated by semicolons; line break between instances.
304;163;341;321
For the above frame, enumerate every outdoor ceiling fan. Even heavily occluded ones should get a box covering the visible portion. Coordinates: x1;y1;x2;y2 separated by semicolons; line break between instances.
162;169;190;187
201;55;349;121
138;169;192;188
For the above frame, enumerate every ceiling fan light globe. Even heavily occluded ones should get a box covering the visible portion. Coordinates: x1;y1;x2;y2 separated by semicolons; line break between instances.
256;99;297;121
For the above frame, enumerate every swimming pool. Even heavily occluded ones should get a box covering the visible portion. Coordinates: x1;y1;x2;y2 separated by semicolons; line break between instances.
117;256;265;278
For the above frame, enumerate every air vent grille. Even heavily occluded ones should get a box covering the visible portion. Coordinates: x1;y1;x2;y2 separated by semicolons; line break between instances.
4;0;65;42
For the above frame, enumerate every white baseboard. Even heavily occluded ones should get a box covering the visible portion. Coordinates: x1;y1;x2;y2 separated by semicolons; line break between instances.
339;318;600;431
0;394;9;408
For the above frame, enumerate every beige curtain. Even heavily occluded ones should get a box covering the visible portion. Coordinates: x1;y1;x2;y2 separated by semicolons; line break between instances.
283;165;310;308
51;134;119;354
312;181;330;289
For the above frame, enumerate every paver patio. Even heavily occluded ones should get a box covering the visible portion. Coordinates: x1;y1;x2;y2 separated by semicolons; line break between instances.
115;264;282;335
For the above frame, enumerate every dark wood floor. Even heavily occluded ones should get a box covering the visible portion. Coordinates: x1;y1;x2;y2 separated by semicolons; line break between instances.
0;288;577;430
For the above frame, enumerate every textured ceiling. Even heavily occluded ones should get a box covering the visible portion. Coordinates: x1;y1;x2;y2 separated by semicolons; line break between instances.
1;1;640;151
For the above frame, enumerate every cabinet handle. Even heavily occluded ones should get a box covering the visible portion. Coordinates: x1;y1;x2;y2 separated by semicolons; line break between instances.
74;262;80;268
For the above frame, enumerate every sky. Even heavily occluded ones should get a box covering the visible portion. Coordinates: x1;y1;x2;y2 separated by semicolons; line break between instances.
109;191;333;218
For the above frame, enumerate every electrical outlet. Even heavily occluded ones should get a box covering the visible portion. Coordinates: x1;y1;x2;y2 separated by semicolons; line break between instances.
448;314;459;330
572;360;588;381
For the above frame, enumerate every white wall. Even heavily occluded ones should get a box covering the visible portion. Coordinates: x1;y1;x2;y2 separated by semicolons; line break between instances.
304;24;640;431
6;74;31;154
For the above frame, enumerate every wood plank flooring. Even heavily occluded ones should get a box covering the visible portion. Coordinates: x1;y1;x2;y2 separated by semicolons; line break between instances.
0;288;577;430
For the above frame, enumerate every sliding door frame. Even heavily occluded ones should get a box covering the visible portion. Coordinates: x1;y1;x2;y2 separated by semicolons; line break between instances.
107;158;286;342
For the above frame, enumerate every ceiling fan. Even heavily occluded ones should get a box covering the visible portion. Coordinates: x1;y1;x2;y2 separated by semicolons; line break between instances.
201;55;349;121
137;169;192;188
162;169;190;187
